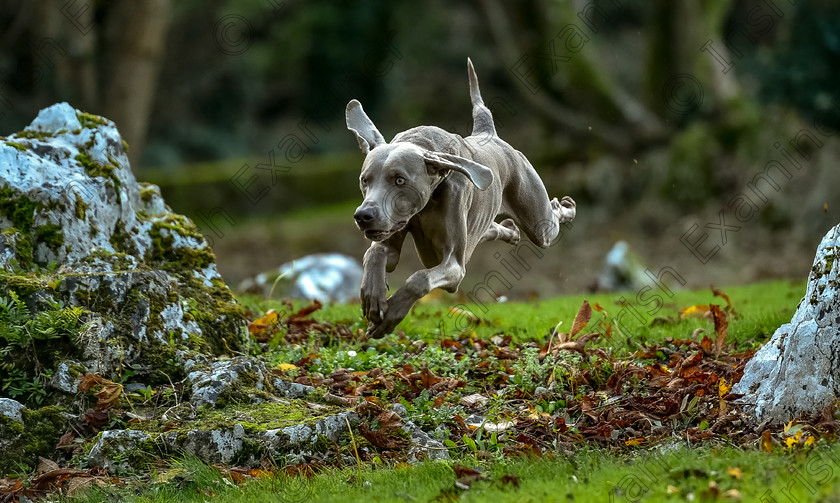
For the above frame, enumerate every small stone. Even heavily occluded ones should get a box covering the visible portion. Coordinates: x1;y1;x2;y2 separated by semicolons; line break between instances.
261;411;358;454
464;414;513;433
597;241;651;291
181;424;246;465
402;421;449;463
391;403;408;417
188;357;274;407
274;379;314;399
460;393;489;408
50;361;86;394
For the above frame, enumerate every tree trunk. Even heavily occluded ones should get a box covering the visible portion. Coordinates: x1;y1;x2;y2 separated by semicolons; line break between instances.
732;223;840;424
102;0;172;166
644;0;739;118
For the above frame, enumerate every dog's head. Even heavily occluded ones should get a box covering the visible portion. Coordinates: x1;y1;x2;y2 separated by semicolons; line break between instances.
346;100;493;242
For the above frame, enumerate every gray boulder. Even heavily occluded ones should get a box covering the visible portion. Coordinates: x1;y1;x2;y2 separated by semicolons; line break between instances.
260;410;358;455
86;405;357;470
239;253;362;303
171;424;247;465
733;223;840;423
0;103;247;385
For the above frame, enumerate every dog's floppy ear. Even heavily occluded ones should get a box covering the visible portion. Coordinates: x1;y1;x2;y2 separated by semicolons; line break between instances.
423;151;493;190
346;100;386;154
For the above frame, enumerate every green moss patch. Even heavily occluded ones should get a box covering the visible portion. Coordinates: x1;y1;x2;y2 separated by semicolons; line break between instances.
35;223;64;252
0;185;37;232
74;193;89;220
154;401;339;436
0;269;49;297
5;142;27;152
0;406;68;476
0;186;40;268
177;274;246;356
109;220;138;256
76;112;108;129
144;213;216;271
12;130;53;140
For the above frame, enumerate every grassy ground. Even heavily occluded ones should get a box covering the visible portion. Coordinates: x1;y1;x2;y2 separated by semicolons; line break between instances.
60;278;836;502
74;444;840;502
247;278;803;360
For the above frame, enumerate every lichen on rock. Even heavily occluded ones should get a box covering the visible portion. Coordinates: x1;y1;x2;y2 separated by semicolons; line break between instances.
187;356;277;408
88;430;154;472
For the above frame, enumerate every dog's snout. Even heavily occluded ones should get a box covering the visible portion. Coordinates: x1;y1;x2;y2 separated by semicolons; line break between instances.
354;206;378;226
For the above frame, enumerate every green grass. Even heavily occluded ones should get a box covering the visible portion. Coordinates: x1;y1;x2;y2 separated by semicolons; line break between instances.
71;279;823;502
240;278;805;356
72;444;840;502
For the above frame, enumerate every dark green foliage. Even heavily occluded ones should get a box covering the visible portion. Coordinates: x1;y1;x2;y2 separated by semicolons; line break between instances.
0;292;86;405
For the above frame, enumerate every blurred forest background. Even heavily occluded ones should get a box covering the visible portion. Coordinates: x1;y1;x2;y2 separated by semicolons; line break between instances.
1;0;840;300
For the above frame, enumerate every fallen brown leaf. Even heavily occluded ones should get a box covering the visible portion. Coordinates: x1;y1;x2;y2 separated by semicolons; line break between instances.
710;305;728;359
358;423;409;450
570;301;592;337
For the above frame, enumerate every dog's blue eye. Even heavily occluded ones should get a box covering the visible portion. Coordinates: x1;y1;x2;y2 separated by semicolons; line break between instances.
395;176;405;186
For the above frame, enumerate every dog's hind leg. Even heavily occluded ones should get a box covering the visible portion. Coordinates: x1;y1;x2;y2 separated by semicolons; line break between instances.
503;152;576;248
480;219;520;245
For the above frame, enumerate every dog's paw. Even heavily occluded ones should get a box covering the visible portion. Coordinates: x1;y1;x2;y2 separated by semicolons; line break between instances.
499;218;520;245
366;290;415;338
360;283;388;323
366;319;397;339
559;196;576;210
551;196;576;223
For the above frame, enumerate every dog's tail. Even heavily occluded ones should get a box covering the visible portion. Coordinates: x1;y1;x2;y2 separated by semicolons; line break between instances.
467;58;497;137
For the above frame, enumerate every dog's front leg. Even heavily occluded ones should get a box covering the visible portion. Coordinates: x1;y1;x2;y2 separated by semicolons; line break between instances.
360;235;404;324
367;258;465;338
360;243;390;324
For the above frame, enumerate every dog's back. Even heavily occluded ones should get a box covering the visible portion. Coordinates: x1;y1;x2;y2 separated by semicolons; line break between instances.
391;126;465;156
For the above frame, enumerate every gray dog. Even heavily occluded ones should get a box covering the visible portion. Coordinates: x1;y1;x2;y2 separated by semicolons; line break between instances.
347;58;576;337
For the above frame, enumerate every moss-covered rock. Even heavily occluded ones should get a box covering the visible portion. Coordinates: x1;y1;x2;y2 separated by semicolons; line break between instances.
187;356;276;408
0;103;247;395
0;404;68;476
85;400;357;471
